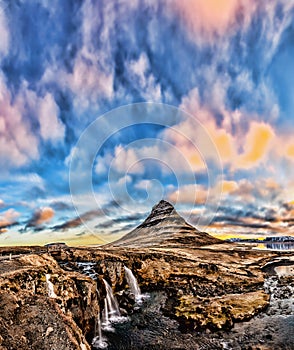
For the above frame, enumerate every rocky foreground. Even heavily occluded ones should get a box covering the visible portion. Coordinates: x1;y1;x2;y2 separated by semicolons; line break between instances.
0;201;293;349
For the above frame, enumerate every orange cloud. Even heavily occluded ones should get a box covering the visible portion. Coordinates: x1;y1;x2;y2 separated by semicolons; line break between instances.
209;127;235;163
170;88;236;168
216;178;255;202
265;178;280;190
0;209;20;228
37;207;54;224
221;180;238;194
168;184;208;205
286;143;294;159
172;0;238;36
236;122;274;169
28;207;55;227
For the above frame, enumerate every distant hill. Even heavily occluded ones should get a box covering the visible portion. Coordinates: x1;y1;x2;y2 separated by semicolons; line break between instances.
109;200;221;248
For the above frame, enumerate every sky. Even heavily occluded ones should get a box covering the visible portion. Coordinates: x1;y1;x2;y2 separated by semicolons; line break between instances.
0;0;294;246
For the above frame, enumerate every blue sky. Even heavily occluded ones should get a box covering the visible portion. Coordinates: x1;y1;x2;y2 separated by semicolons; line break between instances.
0;0;294;246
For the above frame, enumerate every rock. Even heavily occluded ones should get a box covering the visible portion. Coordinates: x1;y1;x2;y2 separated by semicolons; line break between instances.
0;254;95;349
45;326;54;337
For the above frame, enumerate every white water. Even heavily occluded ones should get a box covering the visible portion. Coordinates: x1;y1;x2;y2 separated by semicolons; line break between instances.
102;279;124;324
124;266;147;303
102;295;114;332
92;314;107;349
76;262;97;280
45;274;57;298
93;279;128;347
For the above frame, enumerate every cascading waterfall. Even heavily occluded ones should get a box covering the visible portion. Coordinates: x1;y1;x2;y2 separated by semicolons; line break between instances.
45;274;57;298
93;279;128;348
102;296;113;331
102;279;121;323
124;266;145;302
92;313;107;349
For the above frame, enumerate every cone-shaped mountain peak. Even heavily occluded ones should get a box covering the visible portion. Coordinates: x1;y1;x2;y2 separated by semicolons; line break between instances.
152;199;175;212
109;200;221;248
137;200;183;229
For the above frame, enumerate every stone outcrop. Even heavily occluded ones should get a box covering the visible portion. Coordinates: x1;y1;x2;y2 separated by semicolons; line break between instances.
0;254;99;350
175;290;269;330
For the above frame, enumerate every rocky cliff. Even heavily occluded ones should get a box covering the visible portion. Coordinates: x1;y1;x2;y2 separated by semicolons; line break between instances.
0;254;100;350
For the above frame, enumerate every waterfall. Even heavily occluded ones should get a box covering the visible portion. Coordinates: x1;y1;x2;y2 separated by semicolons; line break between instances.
45;274;57;298
124;266;143;302
104;298;109;325
92;313;107;349
92;279;127;347
102;296;113;331
103;279;121;319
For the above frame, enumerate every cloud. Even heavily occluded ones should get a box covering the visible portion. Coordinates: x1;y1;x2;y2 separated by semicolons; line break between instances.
179;86;280;172
170;0;256;39
26;207;55;228
50;201;73;211
0;5;9;55
0;209;20;229
236;122;275;169
221;180;238;194
95;212;146;231
52;209;104;231
179;87;236;165
126;53;162;101
286;143;294;160
38;93;65;142
219;177;283;204
0;76;39;167
206;200;294;236
112;145;145;175
168;184;208;205
218;179;254;202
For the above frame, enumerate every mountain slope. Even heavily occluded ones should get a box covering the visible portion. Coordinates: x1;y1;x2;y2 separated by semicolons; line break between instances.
109;200;221;248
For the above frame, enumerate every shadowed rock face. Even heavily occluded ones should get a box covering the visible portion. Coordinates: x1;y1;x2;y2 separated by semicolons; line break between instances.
0;254;99;350
109;200;220;248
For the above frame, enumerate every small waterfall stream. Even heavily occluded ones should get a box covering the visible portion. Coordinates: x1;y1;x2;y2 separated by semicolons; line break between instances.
92;313;107;349
45;274;57;298
103;279;121;318
93;279;127;348
124;266;147;303
101;279;124;331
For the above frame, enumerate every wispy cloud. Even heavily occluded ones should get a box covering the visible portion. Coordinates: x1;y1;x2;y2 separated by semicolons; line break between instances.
52;209;105;231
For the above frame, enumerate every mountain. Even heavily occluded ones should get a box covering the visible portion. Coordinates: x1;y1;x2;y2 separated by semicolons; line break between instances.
109;200;221;248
